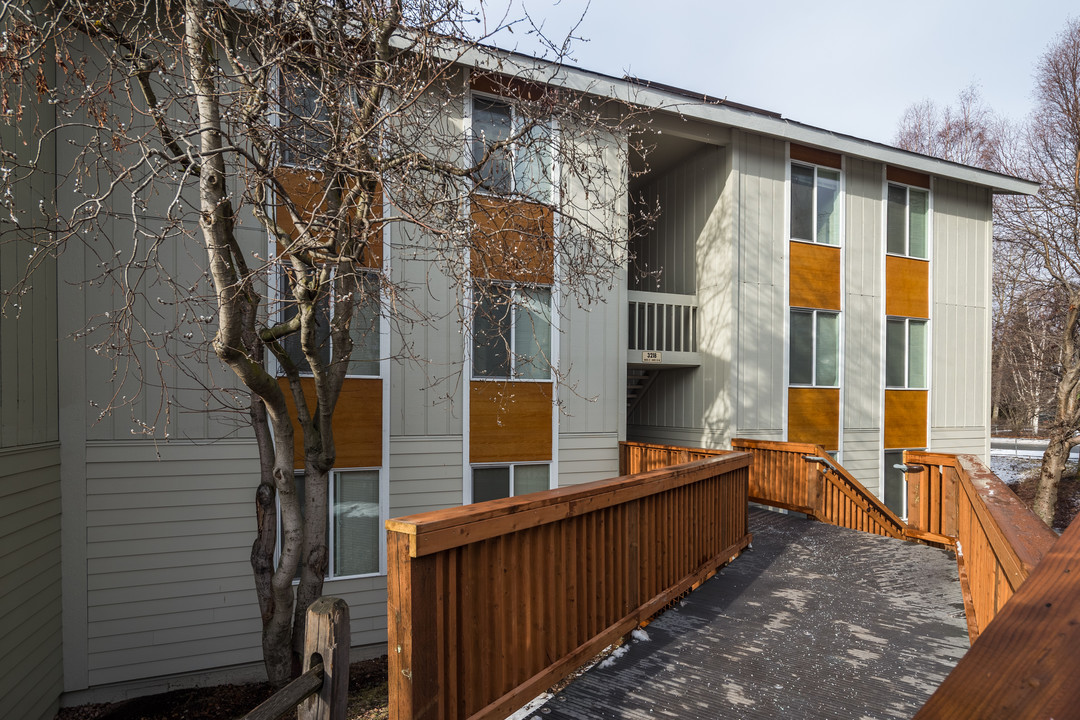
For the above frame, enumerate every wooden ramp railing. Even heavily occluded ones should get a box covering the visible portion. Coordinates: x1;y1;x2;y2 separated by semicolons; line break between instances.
914;507;1078;719
905;452;1057;643
618;440;729;475
387;453;752;720
730;438;905;539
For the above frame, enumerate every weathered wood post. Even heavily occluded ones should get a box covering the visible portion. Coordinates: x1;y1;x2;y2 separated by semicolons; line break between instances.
300;597;350;720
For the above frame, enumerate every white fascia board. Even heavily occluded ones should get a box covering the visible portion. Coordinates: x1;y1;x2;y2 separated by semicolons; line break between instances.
434;38;1039;197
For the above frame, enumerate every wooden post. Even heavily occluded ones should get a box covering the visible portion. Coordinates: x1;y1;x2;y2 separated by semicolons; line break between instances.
299;597;350;720
387;531;439;720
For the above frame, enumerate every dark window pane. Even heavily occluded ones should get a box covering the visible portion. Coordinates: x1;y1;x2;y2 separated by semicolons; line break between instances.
790;164;814;241
883;450;906;517
886;318;907;387
887;184;907;254
473;466;510;503
280;267;331;374
347;273;381;376
790;311;814;385
473;98;512;193
473;283;511;377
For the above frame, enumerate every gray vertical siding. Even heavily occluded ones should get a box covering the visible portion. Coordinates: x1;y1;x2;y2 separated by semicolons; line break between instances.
0;445;63;720
734;132;787;438
930;180;993;459
0;39;63;719
842;158;884;489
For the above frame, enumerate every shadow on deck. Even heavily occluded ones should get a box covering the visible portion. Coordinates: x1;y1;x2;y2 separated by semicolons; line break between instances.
533;508;969;720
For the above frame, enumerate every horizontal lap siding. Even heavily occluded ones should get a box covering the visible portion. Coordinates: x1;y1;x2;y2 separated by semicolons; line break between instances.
558;433;620;486
0;445;63;720
84;440;263;686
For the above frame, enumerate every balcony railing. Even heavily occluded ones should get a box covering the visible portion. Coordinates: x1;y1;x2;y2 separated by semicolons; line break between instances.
627;290;700;367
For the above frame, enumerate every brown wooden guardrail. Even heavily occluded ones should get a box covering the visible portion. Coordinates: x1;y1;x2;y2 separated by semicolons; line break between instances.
386;453;752;720
914;507;1077;719
905;452;1057;643
730;438;905;538
618;440;730;475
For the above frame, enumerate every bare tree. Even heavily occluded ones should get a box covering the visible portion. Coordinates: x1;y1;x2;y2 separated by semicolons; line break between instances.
994;18;1080;527
894;83;1001;169
0;0;643;682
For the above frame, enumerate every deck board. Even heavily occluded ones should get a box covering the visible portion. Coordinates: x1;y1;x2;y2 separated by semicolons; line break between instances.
532;508;968;719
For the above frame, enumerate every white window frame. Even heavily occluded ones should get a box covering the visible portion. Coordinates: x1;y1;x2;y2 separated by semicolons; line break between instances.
885;316;928;390
273;266;383;380
276;466;386;581
789;308;841;388
470;280;553;382
469;91;555;205
886;182;930;259
789;161;842;247
469;462;553;504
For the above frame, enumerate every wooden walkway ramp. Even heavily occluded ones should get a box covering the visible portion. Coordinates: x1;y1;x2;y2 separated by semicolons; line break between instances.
531;508;969;720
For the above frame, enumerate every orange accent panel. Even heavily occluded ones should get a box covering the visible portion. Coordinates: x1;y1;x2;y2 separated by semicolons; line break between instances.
885;390;928;449
787;387;840;451
790;143;842;170
471;195;555;284
886;255;929;319
470;72;547;101
887;166;931;189
790;242;841;311
274;169;383;267
470;381;553;463
278;377;382;468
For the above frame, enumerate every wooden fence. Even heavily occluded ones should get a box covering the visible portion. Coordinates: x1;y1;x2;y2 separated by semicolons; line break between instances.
905;452;1057;643
242;597;350;720
386;453;752;720
914;499;1080;719
730;438;905;538
618;440;728;475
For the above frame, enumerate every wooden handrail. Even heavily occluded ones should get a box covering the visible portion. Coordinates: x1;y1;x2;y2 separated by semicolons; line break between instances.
730;438;905;538
387;453;752;720
618;440;729;475
905;452;1056;643
914;514;1076;719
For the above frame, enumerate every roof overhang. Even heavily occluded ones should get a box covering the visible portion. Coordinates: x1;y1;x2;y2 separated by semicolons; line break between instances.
442;39;1039;196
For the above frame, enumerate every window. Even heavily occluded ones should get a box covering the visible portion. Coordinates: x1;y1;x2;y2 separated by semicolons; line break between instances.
790;163;841;246
886;318;927;389
882;449;922;518
281;468;383;579
886;184;929;258
471;95;553;202
790;309;839;387
278;267;381;377
279;75;330;167
472;281;552;380
472;463;551;503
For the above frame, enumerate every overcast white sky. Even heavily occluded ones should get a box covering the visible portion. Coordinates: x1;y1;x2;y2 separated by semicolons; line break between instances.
475;1;1077;145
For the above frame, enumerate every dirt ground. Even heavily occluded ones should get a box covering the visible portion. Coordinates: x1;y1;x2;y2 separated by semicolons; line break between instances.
991;454;1080;532
55;656;388;720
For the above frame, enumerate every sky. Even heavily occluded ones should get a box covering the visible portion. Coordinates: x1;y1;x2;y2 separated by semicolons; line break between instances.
473;0;1078;145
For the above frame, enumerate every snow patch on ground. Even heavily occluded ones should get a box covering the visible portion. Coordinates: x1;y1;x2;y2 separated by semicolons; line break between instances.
990;455;1040;487
597;644;630;670
631;628;650;642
